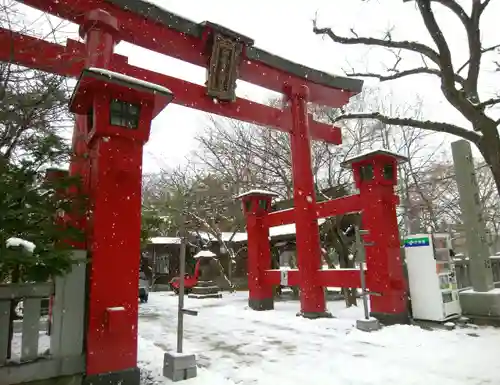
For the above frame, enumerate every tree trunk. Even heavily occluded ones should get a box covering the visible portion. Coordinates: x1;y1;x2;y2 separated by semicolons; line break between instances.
339;252;357;307
212;258;234;291
478;125;500;199
330;225;357;308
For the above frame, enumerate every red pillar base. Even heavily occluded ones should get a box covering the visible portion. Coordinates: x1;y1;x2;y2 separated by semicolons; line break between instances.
249;297;274;311
371;311;409;325
83;367;140;385
297;310;333;319
370;293;410;325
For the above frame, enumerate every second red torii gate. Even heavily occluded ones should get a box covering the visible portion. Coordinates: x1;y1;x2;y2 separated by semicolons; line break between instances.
3;1;367;384
236;149;409;320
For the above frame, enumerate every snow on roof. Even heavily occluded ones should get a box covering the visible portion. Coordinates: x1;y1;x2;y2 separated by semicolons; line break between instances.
269;218;327;238
234;189;279;200
193;250;217;259
87;67;174;96
149;237;181;245
340;149;408;168
196;219;327;243
6;237;36;253
194;231;248;243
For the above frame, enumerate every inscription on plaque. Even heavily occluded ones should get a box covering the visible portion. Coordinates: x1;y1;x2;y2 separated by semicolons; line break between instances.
206;33;243;102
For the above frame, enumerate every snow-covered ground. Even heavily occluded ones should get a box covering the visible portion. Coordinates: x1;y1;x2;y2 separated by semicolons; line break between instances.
138;291;500;385
10;291;500;384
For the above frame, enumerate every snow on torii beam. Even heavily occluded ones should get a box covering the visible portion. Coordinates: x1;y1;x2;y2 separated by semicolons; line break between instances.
12;0;363;143
0;27;341;144
0;28;328;137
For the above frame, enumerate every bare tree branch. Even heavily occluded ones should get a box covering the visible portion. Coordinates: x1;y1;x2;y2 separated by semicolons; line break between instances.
314;1;500;196
414;0;486;125
346;66;465;87
480;0;493;14
478;97;500;109
431;0;469;25
329;111;481;143
312;18;441;65
465;0;483;103
457;43;500;74
415;2;456;87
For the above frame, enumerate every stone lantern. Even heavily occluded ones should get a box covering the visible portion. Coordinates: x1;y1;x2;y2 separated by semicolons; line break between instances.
188;250;223;299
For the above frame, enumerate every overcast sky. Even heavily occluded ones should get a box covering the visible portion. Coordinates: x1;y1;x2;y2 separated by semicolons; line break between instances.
18;0;500;172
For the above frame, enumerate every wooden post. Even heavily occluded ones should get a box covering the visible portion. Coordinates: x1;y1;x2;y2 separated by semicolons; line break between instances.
21;298;42;361
50;250;87;357
0;301;10;364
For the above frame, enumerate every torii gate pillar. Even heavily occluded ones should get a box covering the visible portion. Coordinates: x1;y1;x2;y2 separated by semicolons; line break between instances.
69;9;175;385
286;84;330;318
342;150;410;324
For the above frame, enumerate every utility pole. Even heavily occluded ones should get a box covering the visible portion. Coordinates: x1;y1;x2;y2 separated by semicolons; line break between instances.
164;207;198;381
176;211;187;353
354;226;381;332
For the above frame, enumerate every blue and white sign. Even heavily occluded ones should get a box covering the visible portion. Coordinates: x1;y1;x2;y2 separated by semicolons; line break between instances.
404;237;430;248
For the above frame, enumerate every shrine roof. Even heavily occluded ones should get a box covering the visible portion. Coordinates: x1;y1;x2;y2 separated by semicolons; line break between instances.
340;149;409;168
106;0;363;93
234;189;280;200
193;250;218;259
86;68;174;96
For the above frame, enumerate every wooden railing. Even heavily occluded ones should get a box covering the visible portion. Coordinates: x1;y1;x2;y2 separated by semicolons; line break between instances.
454;256;500;289
0;250;87;385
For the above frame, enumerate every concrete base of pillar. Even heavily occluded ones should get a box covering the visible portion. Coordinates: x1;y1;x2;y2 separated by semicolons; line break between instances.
83;367;140;385
459;288;500;317
356;318;381;332
371;311;409;325
163;352;197;382
188;293;222;299
249;297;274;310
296;311;333;319
188;280;222;299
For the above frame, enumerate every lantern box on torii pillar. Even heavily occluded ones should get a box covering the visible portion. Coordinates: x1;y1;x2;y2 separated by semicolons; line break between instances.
69;67;174;384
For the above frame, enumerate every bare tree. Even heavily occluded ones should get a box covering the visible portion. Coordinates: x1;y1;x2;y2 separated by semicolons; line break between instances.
142;165;245;288
405;156;500;252
0;1;73;169
313;0;500;195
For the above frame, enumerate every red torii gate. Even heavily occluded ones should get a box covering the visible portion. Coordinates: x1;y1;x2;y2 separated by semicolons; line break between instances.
236;149;408;319
1;1;406;384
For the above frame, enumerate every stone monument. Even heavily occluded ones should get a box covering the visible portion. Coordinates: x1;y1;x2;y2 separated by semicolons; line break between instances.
452;140;500;318
188;250;222;299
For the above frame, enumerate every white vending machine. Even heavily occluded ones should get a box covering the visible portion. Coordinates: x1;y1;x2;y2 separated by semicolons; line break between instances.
404;233;461;322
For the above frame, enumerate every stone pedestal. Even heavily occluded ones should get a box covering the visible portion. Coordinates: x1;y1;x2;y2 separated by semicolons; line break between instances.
249;297;274;310
163;352;197;382
356;318;381;332
188;280;222;299
459;289;500;317
297;311;333;319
